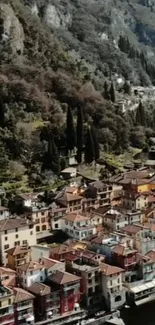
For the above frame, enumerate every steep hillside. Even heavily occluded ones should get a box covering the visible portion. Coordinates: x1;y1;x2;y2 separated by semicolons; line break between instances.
26;0;155;86
0;0;154;196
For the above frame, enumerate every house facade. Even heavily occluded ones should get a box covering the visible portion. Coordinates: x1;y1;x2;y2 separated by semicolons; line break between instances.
0;284;15;325
6;245;31;270
13;287;34;325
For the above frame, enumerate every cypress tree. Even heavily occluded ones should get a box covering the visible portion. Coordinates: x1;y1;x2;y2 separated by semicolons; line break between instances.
0;97;5;128
103;81;110;100
76;106;84;163
110;82;116;103
66;106;76;152
91;125;100;161
123;80;131;95
42;133;60;175
84;128;95;164
135;101;145;126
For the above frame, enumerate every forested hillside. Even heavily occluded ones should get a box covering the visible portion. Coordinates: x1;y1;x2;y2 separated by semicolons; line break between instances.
0;0;155;194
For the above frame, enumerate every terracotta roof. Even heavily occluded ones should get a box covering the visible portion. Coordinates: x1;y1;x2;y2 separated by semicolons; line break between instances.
40;257;63;269
146;250;155;262
89;181;108;191
121;224;142;235
17;261;43;273
13;287;34;303
6;245;30;256
50;245;73;256
100;263;124;276
112;245;137;256
28;282;51;296
0;218;32;232
49;270;80;285
65;187;78;194
56;193;82;206
95;206;111;215
63;213;90;223
0;267;16;287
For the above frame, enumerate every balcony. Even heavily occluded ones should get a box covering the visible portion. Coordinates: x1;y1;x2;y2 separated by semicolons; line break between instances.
0;314;14;325
17;301;33;311
18;308;33;320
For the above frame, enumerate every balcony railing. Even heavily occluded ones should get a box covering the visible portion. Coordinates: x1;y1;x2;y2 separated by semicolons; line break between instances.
18;309;33;320
0;314;14;325
17;302;33;311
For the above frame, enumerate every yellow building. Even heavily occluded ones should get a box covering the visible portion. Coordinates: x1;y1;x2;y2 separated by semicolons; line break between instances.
0;285;14;325
6;245;31;270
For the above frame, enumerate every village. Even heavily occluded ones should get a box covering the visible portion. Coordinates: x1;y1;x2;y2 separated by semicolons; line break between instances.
1;164;155;324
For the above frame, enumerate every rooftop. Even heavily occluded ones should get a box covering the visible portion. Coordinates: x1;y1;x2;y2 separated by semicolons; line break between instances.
100;263;124;276
13;287;34;303
6;245;30;256
50;244;73;256
0;218;33;232
48;270;81;285
28;282;51;296
17;261;43;273
63;213;90;223
112;245;137;256
121;224;143;235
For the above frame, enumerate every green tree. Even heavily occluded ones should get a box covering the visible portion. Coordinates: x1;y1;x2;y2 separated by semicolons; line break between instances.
84;127;95;163
42;133;60;175
0;98;5;128
110;82;116;103
76;106;84;163
91;125;100;160
66;106;76;151
103;81;110;100
123;80;131;94
135;101;145;126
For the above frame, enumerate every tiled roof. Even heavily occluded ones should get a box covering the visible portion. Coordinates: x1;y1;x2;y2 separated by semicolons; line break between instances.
0;218;32;232
112;245;137;256
40;257;63;269
49;270;80;285
6;245;30;256
17;261;43;273
0;267;16;287
50;245;73;256
63;213;90;222
121;224;142;235
28;282;51;296
57;193;82;205
146;250;155;262
14;287;34;303
100;263;124;276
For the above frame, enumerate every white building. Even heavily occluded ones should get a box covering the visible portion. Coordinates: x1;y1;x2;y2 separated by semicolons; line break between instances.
0;218;37;264
103;208;128;231
0;206;10;220
61;213;96;240
17;257;65;288
100;263;125;311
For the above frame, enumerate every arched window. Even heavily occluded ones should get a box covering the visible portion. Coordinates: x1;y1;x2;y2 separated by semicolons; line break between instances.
115;295;122;302
42;225;47;231
36;225;40;232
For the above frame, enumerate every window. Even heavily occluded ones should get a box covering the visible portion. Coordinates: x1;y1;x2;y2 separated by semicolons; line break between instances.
8;299;11;305
42;225;47;231
15;234;18;239
14;241;20;246
65;221;68;225
5;237;7;241
15;228;18;232
30;271;33;275
23;240;27;245
55;223;58;229
41;211;45;216
29;225;33;229
88;279;92;284
115;295;122;302
36;219;39;224
30;231;33;235
4;244;9;250
110;280;113;286
36;226;40;232
41;217;45;223
40;276;43;281
4;230;7;235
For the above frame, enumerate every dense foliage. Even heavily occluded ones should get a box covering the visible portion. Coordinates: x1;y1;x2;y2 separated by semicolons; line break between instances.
0;0;155;194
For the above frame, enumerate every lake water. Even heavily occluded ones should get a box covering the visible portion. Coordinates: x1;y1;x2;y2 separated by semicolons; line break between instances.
121;302;155;325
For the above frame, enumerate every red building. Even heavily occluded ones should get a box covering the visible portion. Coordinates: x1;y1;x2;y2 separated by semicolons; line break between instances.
13;287;34;325
47;270;81;314
28;282;60;321
112;245;137;272
49;245;74;262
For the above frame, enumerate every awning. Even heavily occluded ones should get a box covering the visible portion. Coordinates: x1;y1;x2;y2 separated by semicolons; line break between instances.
135;296;154;306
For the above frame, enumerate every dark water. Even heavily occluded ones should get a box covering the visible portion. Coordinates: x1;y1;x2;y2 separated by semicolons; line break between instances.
121;302;155;325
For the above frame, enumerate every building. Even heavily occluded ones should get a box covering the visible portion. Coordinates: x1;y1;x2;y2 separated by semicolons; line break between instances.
46;270;81;315
112;245;137;282
13;193;39;210
0;206;10;220
0;218;36;264
122;191;149;210
49;207;66;230
49;245;74;262
55;191;83;213
6;245;31;270
83;181;112;209
13;287;34;325
103;208;128;231
65;250;105;307
61;213;96;240
119;170;155;194
17;258;65;288
28;282;60;321
0;267;16;287
31;206;50;234
60;168;77;179
136;253;155;282
0;284;14;325
31;245;50;261
100;263;125;311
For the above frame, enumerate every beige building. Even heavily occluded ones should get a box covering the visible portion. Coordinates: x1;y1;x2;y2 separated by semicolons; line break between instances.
0;218;36;264
122;191;148;210
0;284;14;325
